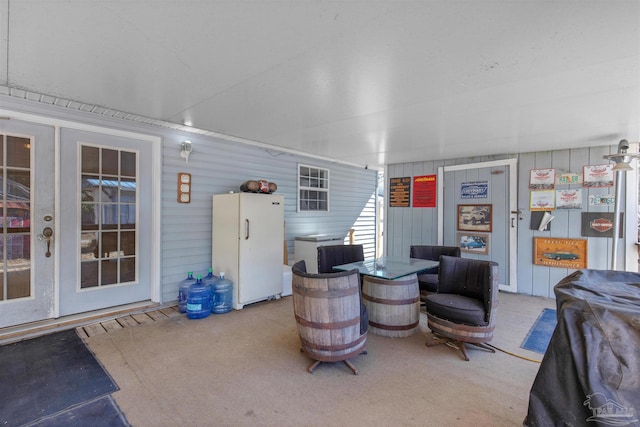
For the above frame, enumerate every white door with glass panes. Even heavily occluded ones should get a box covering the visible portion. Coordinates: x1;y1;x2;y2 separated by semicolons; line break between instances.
58;128;152;316
0;120;55;328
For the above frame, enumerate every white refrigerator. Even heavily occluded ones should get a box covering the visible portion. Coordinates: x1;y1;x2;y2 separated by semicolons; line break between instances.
212;193;284;309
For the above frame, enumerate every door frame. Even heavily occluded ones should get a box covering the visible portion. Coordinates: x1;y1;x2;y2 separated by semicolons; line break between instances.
437;158;518;292
0;107;162;319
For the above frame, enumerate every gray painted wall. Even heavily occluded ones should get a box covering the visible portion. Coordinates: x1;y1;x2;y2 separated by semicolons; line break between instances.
387;146;635;298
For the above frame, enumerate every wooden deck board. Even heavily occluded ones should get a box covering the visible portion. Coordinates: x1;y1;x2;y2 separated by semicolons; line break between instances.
131;313;153;324
159;307;181;318
116;315;139;328
84;323;107;337
76;326;89;339
101;319;124;332
146;310;168;321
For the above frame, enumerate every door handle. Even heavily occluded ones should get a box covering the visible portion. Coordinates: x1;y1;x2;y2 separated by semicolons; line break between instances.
245;219;250;240
41;227;53;257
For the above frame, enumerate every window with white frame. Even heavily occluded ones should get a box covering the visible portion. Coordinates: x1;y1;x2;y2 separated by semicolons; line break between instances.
298;164;329;211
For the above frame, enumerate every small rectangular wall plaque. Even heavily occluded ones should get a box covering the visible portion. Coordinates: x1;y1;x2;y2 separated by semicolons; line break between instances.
177;172;191;203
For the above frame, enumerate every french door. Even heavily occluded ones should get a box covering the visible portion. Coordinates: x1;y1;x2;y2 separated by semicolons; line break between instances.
58;128;153;316
0;119;154;328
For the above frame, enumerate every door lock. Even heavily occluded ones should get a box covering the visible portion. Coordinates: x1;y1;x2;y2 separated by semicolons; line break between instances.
40;227;53;257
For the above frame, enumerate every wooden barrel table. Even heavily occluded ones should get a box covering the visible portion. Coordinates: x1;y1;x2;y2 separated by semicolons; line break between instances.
362;273;420;337
292;270;367;367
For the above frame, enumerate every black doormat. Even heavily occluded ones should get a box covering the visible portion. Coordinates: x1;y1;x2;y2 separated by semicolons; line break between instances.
0;329;123;426
26;395;128;427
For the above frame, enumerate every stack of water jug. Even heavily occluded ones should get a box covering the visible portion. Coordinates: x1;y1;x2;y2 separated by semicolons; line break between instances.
178;268;233;319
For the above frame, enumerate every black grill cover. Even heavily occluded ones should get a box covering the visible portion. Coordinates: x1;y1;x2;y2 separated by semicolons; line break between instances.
524;269;640;427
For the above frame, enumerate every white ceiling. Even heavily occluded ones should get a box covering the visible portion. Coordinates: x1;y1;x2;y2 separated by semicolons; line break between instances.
3;1;639;169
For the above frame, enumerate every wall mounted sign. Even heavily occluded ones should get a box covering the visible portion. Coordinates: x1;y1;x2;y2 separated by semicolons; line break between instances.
534;237;587;269
555;189;582;209
529;168;555;189
389;177;411;207
556;173;582;186
457;204;492;232
581;212;624;238
460;181;488;199
588;194;615;206
583;164;614;187
457;233;489;254
413;175;437;207
530;190;555;211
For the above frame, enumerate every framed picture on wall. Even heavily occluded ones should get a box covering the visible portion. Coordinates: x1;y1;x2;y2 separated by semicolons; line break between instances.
457;233;489;254
457;204;492;232
533;237;587;269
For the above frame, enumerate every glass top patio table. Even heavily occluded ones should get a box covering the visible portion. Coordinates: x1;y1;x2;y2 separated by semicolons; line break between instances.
332;257;439;280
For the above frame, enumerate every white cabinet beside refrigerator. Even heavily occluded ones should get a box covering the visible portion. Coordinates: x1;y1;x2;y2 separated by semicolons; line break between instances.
212;193;284;310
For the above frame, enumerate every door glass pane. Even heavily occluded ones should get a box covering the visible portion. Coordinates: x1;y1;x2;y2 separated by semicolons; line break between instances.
100;179;119;203
102;149;118;176
4;201;30;231
120;204;136;229
81;231;98;260
101;259;118;285
79;145;137;289
101;231;118;257
6;170;30;200
101;205;119;230
120;178;135;201
81;204;99;230
81;175;99;202
6;136;30;168
81;146;99;174
121;231;135;256
121;151;136;177
81;261;98;288
6;235;30;299
120;258;135;282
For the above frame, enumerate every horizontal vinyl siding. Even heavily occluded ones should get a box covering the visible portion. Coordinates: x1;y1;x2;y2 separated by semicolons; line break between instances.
161;133;377;303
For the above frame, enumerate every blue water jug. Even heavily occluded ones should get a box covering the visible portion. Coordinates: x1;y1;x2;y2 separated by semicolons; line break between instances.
202;268;219;308
186;275;212;319
212;272;233;314
178;271;197;313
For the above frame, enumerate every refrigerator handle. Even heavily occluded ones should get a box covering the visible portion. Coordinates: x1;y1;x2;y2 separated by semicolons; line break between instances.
245;218;250;240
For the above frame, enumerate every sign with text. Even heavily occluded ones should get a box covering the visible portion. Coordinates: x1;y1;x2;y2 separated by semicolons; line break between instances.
583;164;614;187
389;177;411;207
556;173;582;186
461;181;488;199
534;237;587;269
413;175;437;208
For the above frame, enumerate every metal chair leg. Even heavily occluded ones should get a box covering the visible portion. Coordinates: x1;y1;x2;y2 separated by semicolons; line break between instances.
307;360;322;373
343;359;359;375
